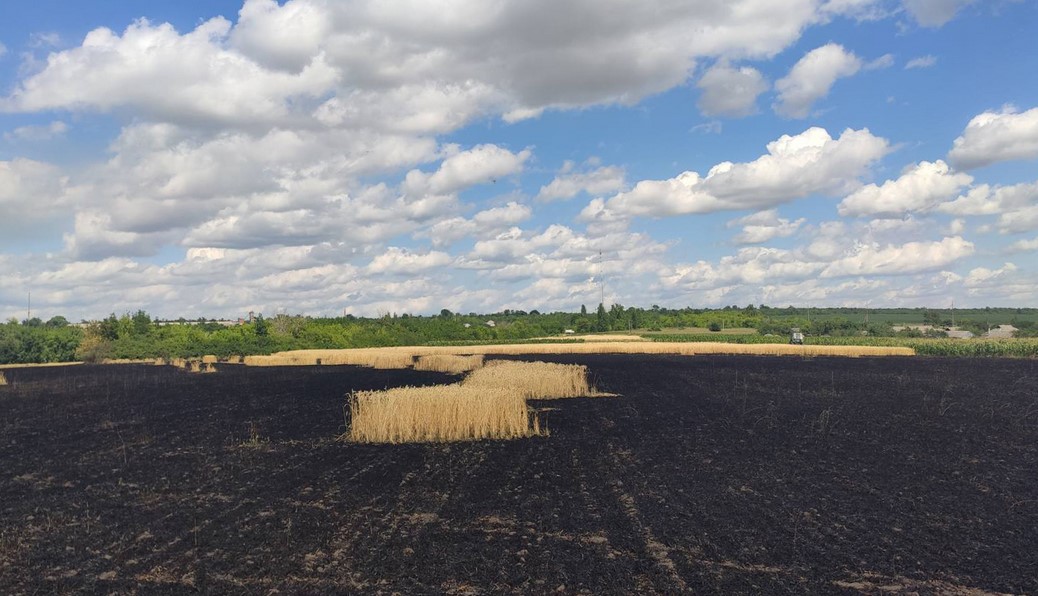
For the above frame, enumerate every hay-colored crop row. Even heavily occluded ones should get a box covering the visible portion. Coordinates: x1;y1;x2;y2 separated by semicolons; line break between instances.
102;358;165;365
347;360;606;444
414;354;485;374
247;341;913;371
0;361;84;370
462;360;598;399
349;386;534;444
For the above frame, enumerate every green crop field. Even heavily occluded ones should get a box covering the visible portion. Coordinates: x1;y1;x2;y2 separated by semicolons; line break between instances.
647;334;1038;358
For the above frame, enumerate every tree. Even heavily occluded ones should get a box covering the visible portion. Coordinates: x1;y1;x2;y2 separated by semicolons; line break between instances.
99;314;120;341
75;325;112;363
253;314;269;337
439;308;453;319
45;316;69;328
580;304;588;316
923;309;945;327
596;303;607;332
131;310;152;336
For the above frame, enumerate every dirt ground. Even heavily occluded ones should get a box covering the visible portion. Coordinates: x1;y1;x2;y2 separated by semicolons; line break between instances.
2;355;1036;594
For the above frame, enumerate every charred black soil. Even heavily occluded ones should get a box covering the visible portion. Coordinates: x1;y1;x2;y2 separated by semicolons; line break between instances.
2;355;1037;594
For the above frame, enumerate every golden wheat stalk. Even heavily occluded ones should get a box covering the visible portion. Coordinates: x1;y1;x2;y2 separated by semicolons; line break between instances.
348;385;535;444
346;360;609;444
461;360;601;399
414;354;484;374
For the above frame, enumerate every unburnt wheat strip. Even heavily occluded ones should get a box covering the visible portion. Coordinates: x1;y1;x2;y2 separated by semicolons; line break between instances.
413;354;484;374
461;360;605;399
346;360;606;444
248;341;915;369
347;385;535;444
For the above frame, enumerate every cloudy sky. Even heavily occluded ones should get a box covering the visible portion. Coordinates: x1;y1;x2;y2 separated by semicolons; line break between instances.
1;0;1037;320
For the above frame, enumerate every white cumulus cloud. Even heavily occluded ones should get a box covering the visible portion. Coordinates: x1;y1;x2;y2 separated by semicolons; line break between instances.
729;210;806;244
696;62;768;117
366;247;452;275
774;43;862;119
536;163;625;202
903;0;975;27
584;127;889;219
947;105;1038;169
905;55;937;69
820;236;974;277
839;160;973;217
404;144;531;196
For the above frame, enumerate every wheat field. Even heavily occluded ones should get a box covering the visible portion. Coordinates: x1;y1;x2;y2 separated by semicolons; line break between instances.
461;360;602;399
246;341;913;370
347;360;607;443
347;385;536;443
414;354;485;374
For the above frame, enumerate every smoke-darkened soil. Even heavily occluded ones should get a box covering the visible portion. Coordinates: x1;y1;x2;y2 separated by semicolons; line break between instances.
2;355;1036;594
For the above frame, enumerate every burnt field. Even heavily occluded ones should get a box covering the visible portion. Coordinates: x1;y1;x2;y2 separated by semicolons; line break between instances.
2;355;1037;594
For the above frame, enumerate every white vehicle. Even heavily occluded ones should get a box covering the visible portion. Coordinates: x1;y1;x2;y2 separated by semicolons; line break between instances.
790;328;804;345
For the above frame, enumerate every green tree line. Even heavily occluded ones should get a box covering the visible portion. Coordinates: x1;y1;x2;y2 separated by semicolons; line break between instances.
2;304;1036;365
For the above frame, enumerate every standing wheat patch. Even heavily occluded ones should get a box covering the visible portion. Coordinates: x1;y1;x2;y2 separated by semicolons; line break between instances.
348;385;535;443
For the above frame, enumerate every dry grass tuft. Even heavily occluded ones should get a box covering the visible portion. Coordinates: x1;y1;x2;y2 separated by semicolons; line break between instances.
0;371;7;386
347;385;537;444
462;360;604;399
414;354;484;374
201;355;218;364
102;358;165;365
167;359;217;374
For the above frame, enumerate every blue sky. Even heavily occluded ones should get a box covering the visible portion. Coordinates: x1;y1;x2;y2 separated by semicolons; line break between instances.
1;0;1037;320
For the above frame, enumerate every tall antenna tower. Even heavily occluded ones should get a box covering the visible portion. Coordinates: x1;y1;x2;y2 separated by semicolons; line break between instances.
27;290;31;321
598;251;605;307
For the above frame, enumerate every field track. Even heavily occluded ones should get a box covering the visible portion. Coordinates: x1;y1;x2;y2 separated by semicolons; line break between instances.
2;355;1036;594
